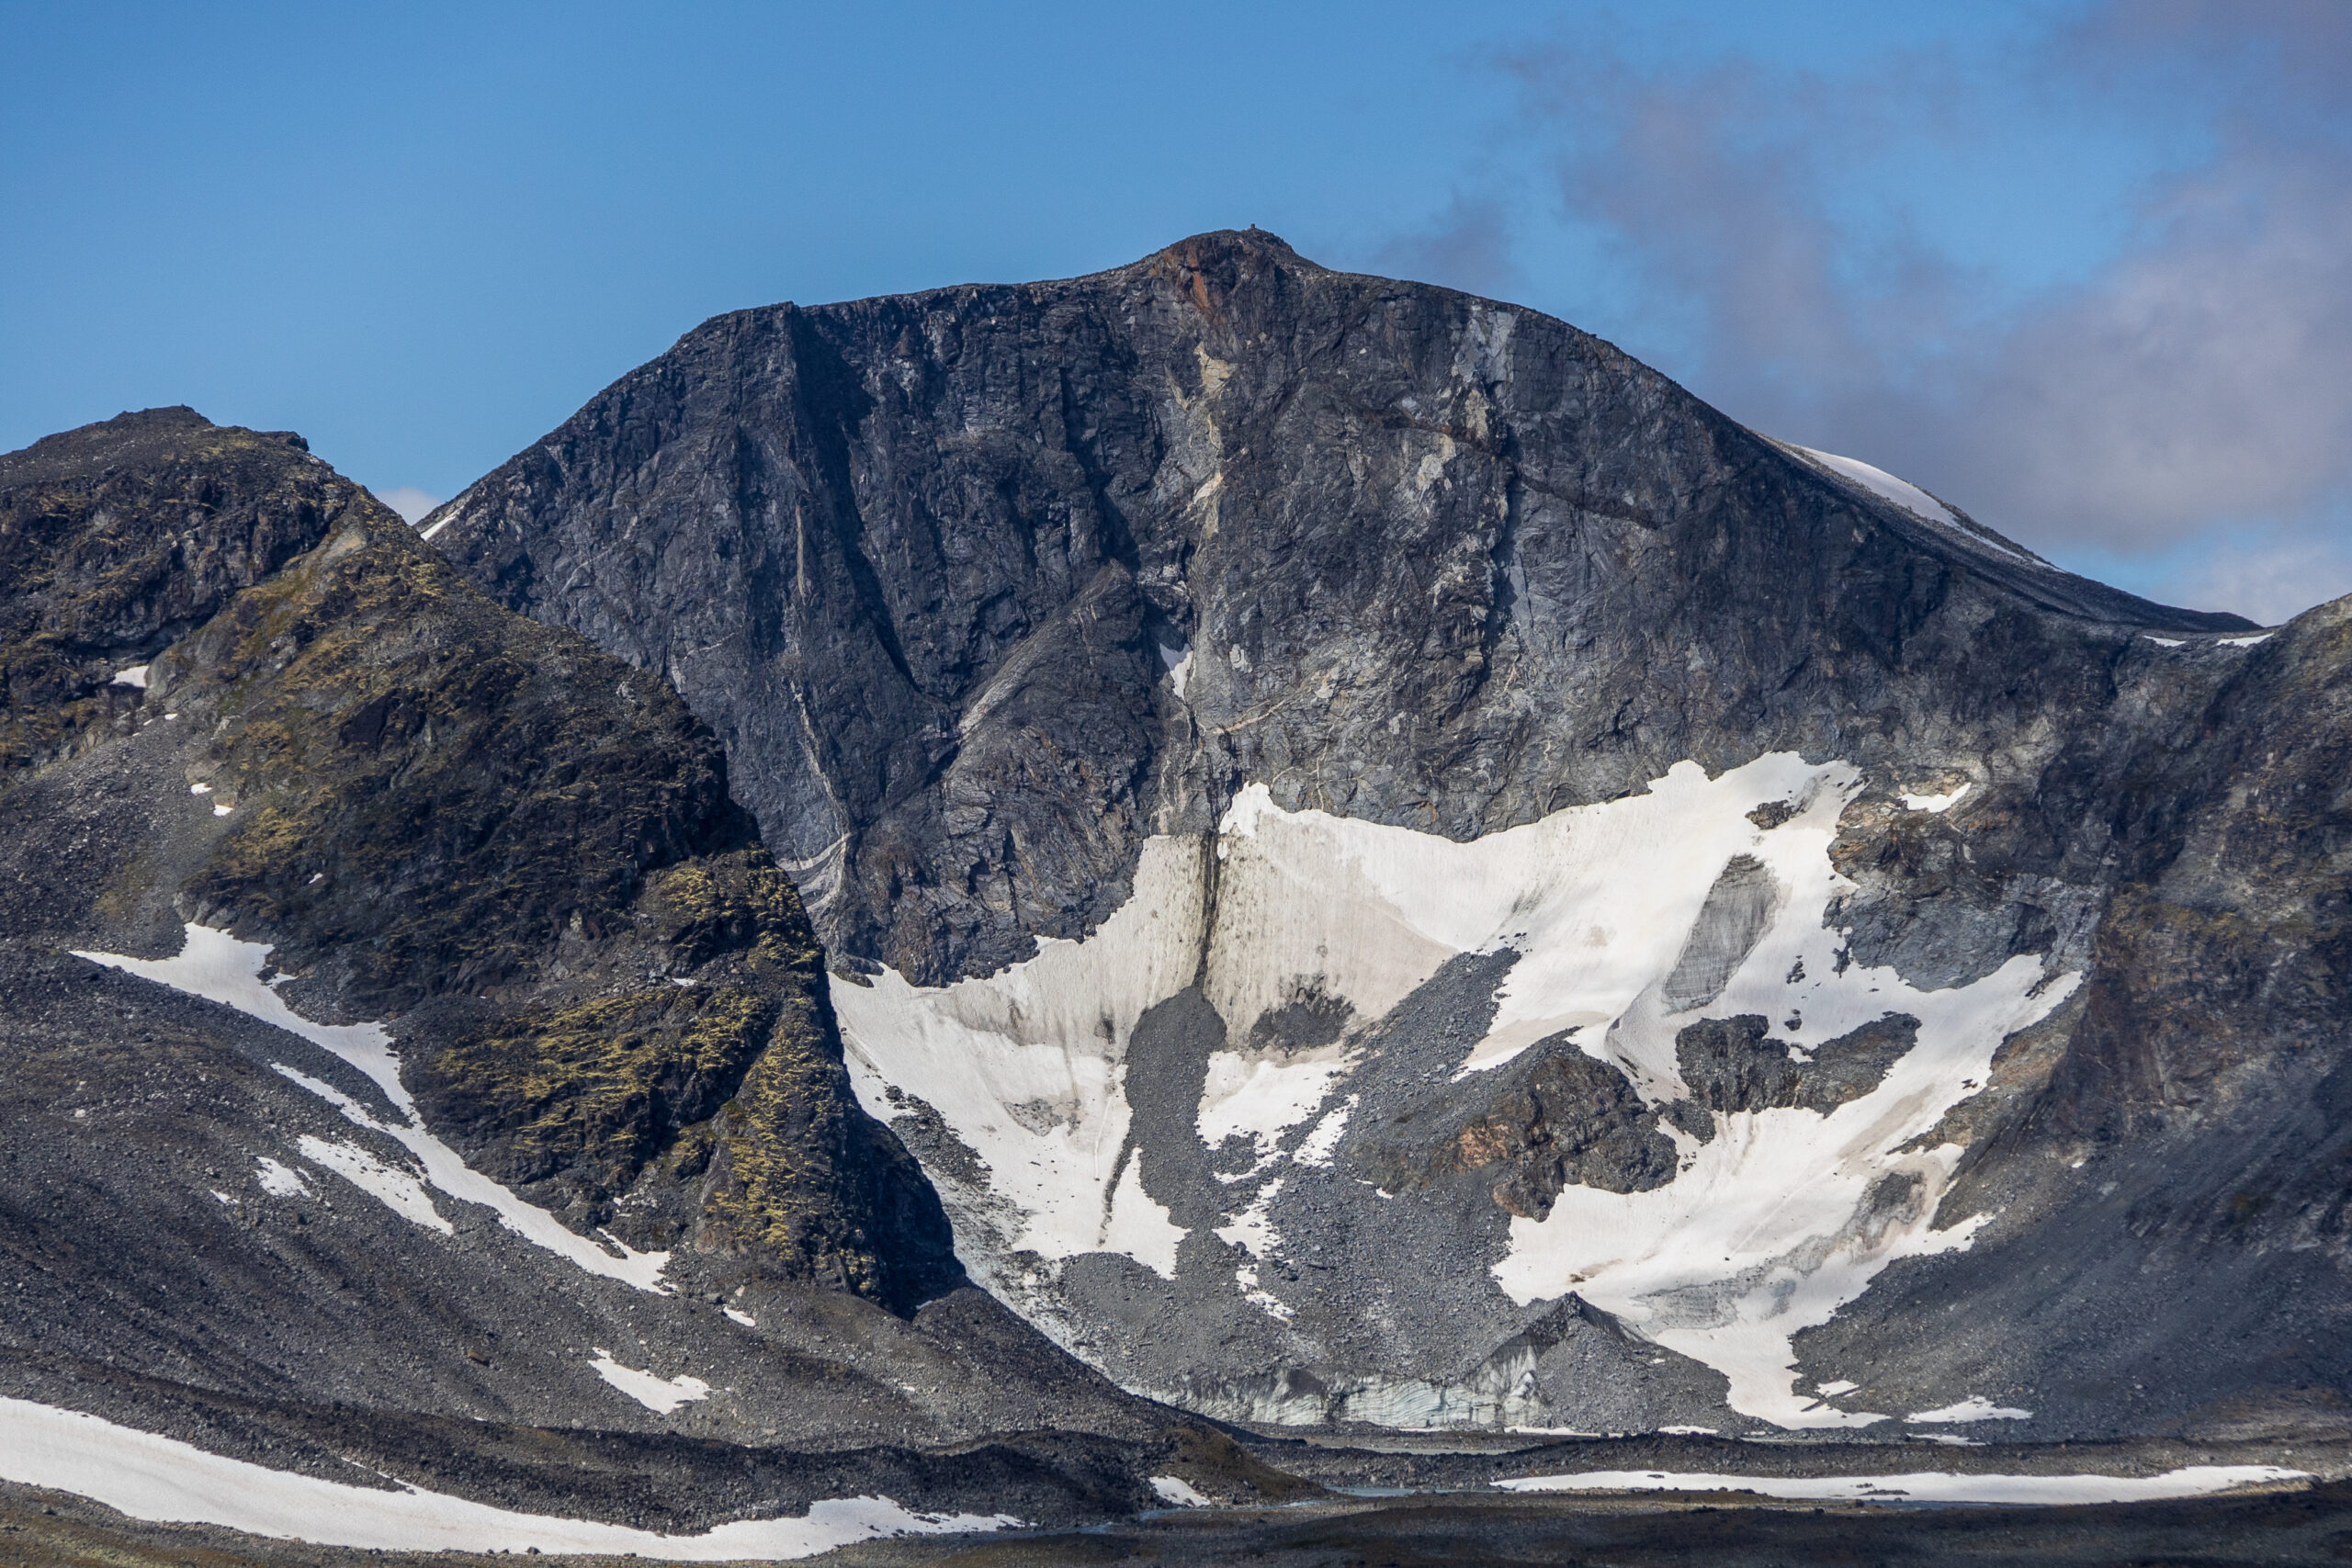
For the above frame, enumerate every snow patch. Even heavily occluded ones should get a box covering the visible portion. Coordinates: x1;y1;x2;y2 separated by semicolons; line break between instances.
1159;643;1194;700
74;926;671;1292
1149;1475;1213;1507
188;783;211;795
1815;1380;1860;1397
1496;1465;2301;1506
1234;1264;1294;1323
1898;784;1969;814
1214;1178;1283;1259
1789;446;2039;566
2219;632;2274;648
2144;636;2186;648
1657;1425;1718;1436
1294;1095;1356;1167
213;803;233;816
296;1134;450;1235
0;1396;1015;1559
724;1308;758;1328
588;1349;711;1414
254;1157;308;1197
110;665;149;689
1906;1395;2031;1423
1198;1052;1351;1165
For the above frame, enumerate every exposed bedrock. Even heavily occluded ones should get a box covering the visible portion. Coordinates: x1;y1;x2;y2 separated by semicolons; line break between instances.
431;231;2348;1438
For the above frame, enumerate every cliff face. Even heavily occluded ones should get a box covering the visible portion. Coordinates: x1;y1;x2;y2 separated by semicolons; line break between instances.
435;230;2242;988
430;231;2346;1440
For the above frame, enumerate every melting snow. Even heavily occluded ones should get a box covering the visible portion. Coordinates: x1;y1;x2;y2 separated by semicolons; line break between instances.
2219;633;2273;648
1199;1054;1351;1165
74;926;671;1292
1898;784;1970;813
1789;446;2039;567
1294;1095;1356;1167
838;754;2077;1432
1907;1396;2031;1423
832;840;1204;1280
1149;1475;1213;1507
111;665;150;689
254;1157;309;1197
1234;1264;1295;1322
724;1307;758;1328
588;1349;711;1414
1497;1465;2302;1506
2144;636;2186;648
296;1134;450;1235
1214;1178;1283;1259
0;1396;1015;1559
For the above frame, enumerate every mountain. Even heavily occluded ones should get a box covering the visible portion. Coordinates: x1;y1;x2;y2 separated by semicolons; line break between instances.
432;230;2345;1441
0;406;1276;1547
1;231;2345;1562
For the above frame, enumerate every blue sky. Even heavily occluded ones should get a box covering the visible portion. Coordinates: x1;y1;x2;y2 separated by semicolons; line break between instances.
6;1;2347;621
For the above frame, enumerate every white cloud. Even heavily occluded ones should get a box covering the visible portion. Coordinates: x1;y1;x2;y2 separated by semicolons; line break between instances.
1463;2;2352;621
373;485;443;525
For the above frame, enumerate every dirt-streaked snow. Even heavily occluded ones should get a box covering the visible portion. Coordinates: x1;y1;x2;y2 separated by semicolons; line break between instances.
254;1157;308;1197
0;1396;1017;1560
1907;1396;2031;1423
74;925;672;1292
296;1134;450;1235
589;1349;711;1414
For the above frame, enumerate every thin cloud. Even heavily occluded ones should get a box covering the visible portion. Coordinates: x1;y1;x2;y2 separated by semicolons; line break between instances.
1477;2;2352;621
1371;194;1527;302
373;485;443;525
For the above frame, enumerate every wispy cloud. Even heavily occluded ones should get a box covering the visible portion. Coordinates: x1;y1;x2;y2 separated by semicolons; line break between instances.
1456;1;2352;623
1372;193;1526;302
373;485;442;525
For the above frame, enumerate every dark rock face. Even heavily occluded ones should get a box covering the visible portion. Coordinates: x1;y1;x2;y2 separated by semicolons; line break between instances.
435;230;2244;990
0;407;347;781
428;231;2347;1440
1669;1012;1917;1128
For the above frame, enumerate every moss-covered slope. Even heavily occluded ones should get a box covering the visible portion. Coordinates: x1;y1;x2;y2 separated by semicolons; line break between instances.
0;407;348;781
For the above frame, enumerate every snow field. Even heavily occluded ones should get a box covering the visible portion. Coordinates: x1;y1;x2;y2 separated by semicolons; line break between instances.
0;1397;1017;1560
1787;445;2041;567
835;753;2080;1432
